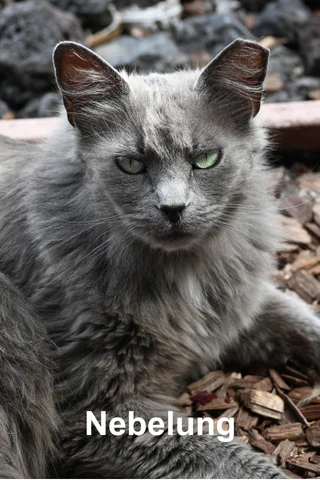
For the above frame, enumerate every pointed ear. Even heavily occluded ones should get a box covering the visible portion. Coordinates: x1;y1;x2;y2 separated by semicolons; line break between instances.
53;41;130;128
195;39;269;120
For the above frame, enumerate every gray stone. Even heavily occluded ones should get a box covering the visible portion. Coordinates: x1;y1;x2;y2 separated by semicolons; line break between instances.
173;12;254;57
114;0;163;10
265;77;320;103
298;18;320;76
0;0;83;109
253;0;312;45
17;92;61;119
95;32;188;72
268;45;304;83
0;99;12;119
48;0;113;30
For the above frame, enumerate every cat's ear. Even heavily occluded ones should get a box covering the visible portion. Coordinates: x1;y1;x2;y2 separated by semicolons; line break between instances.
195;39;269;119
53;41;130;127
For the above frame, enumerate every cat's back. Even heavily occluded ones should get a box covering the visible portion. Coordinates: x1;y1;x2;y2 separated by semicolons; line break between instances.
0;135;42;281
0;134;41;183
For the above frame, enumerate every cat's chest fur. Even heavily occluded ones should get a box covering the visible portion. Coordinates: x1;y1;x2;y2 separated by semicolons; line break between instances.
31;216;270;405
94;248;266;397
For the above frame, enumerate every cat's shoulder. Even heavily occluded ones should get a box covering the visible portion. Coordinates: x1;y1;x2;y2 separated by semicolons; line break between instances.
0;134;40;163
0;134;42;184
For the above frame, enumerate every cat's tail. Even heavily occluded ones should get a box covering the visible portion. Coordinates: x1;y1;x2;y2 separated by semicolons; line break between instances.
0;272;58;478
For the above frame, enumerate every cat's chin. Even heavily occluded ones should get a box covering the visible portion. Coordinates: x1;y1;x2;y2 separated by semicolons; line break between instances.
149;232;199;252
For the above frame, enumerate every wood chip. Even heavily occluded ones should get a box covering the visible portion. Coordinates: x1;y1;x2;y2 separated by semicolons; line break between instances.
306;222;320;240
236;435;250;447
308;90;320;101
287;455;320;474
291;249;319;272
280;406;299;425
277;243;299;253
288;387;313;404
236;407;259;430
239;390;284;420
265;423;305;443
273;439;297;468
313;203;320;227
282;374;311;387
306;421;320;447
259;36;284;49
197;398;238;412
269;167;286;197
299;404;320;421
264;73;284;93
309;263;320;276
299;172;320;196
231;375;264;390
280;186;313;225
269;369;291;391
254;377;273;392
247;429;276;454
187;371;225;396
275;387;310;428
285;365;312;383
287;270;320;303
276;214;312;245
178;392;192;407
217;406;239;419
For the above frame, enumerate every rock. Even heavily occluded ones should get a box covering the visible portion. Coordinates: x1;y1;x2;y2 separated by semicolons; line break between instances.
264;73;284;93
0;99;13;120
308;90;320;101
114;0;165;10
238;0;272;13
173;13;254;57
0;1;83;110
298;18;320;75
263;45;305;102
266;77;320;104
259;36;284;49
267;46;304;83
17;93;61;119
293;77;320;98
95;32;188;72
121;0;182;31
189;50;212;69
48;0;113;31
253;0;312;45
182;0;207;19
214;0;242;14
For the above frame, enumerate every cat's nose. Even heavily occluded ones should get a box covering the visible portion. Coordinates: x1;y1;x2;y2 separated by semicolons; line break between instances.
160;204;186;224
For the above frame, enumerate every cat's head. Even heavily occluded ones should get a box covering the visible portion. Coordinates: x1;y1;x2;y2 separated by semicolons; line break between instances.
53;40;269;252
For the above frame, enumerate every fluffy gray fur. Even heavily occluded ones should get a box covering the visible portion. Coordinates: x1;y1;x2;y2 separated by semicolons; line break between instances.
0;39;319;478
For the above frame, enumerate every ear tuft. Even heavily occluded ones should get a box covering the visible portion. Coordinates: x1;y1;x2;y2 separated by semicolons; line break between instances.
195;39;269;119
53;42;129;127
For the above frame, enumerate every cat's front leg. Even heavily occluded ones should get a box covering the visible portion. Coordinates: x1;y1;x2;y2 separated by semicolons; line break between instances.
223;282;320;370
66;403;286;478
0;272;57;478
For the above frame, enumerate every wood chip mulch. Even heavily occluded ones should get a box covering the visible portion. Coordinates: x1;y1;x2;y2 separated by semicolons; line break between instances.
179;162;320;478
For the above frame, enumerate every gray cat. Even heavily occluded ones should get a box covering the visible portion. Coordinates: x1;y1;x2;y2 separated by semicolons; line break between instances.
0;38;319;478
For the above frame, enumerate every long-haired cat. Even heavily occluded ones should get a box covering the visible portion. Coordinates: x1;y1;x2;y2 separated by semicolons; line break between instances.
0;38;319;478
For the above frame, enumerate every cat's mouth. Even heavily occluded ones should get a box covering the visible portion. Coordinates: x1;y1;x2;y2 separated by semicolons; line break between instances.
153;226;197;251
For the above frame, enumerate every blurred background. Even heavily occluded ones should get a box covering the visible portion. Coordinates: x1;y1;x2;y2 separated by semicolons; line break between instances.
0;0;319;119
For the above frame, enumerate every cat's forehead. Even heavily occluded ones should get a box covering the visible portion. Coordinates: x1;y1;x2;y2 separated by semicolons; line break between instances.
124;71;199;156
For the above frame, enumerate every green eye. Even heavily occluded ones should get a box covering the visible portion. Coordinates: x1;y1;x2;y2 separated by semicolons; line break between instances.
117;157;146;174
193;151;221;169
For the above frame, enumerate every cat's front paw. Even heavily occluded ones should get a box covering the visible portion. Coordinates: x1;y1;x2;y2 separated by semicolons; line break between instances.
227;451;289;479
242;463;288;479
